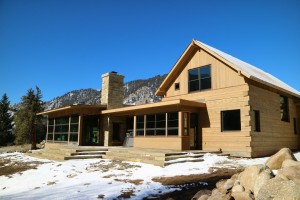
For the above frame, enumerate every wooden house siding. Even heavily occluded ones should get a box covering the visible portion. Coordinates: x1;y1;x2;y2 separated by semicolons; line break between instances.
249;84;300;157
164;49;246;98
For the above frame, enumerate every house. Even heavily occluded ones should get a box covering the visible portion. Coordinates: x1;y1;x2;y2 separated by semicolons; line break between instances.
38;39;300;157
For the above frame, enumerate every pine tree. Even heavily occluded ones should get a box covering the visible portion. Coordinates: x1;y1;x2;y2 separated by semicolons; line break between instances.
0;93;13;146
14;87;44;149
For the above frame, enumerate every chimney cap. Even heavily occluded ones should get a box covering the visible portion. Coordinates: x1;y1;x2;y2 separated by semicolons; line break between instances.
111;71;118;74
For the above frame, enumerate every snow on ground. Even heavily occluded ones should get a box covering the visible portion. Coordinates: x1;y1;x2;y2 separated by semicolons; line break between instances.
0;152;299;200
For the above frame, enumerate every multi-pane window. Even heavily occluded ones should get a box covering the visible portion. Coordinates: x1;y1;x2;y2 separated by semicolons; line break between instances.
221;109;241;131
54;117;69;142
280;95;289;122
47;118;54;141
167;112;178;135
70;116;79;142
136;116;144;136
188;65;211;92
135;112;179;136
146;114;166;136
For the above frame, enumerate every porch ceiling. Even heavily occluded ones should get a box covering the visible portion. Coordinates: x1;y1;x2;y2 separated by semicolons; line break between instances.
101;99;206;116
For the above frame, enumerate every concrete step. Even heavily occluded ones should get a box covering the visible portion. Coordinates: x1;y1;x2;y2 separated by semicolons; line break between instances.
70;151;107;156
165;153;204;161
104;151;165;161
165;158;204;166
64;155;103;160
102;155;165;167
75;148;109;152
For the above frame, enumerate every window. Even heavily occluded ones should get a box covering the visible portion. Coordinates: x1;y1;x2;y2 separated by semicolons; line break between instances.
146;114;166;136
280;95;289;122
294;118;298;135
175;83;180;90
167;112;178;135
70;116;79;142
188;65;211;92
221;109;241;131
54;117;69;142
254;110;261;132
47;118;54;141
136;116;144;136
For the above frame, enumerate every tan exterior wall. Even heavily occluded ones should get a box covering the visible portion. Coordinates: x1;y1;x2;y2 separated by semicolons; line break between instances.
249;84;300;157
134;136;189;150
161;49;252;156
164;49;245;98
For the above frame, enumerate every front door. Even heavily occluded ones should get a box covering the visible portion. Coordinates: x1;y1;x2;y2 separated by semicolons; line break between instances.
190;113;199;149
82;115;100;146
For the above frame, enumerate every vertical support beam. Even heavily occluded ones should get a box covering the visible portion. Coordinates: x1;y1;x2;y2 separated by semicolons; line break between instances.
178;112;182;137
133;115;137;137
46;117;49;143
78;115;83;146
165;113;168;136
68;116;71;144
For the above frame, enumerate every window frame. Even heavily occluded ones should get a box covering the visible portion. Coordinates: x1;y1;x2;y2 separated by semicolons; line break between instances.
174;82;180;91
188;65;211;93
221;109;241;132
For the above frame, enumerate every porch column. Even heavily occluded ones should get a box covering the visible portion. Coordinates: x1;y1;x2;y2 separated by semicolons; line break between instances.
68;116;71;144
104;115;110;146
78;115;83;145
178;112;182;137
133;115;137;137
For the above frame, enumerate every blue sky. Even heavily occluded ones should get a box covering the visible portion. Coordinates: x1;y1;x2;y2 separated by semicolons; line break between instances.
1;0;300;104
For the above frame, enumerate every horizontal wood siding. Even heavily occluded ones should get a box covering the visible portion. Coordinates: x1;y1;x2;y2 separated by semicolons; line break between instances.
249;84;300;157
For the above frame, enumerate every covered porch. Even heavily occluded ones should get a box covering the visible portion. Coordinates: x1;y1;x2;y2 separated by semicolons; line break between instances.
37;105;107;146
102;99;207;151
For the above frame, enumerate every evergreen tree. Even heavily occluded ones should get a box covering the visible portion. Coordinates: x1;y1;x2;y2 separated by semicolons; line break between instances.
14;87;44;149
0;93;13;146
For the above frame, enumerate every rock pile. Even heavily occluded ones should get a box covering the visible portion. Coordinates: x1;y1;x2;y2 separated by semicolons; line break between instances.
192;148;300;200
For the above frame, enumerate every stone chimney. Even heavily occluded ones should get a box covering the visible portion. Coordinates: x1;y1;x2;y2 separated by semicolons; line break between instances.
101;71;124;109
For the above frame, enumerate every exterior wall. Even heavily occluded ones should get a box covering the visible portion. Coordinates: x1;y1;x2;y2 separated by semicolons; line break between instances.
162;49;252;157
249;84;300;157
134;136;188;150
101;72;124;109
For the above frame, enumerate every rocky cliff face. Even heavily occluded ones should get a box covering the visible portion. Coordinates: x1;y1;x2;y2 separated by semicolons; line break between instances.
44;74;167;110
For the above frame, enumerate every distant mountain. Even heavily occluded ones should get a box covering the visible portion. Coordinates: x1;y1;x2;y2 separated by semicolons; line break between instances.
44;74;167;110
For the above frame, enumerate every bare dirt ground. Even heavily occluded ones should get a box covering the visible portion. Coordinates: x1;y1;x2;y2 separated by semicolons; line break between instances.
0;144;31;153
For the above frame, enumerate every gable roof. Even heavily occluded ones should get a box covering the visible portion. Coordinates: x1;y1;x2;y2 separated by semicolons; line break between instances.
156;40;300;98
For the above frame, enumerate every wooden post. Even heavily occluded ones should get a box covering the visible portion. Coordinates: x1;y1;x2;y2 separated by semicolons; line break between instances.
133;115;137;137
165;113;168;136
68;116;71;144
78;115;83;145
46;117;49;143
178;112;182;137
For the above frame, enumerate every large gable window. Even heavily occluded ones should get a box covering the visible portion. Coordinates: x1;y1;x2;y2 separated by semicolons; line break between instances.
188;65;211;93
221;109;241;131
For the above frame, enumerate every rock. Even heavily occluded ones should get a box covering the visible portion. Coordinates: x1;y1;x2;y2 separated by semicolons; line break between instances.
234;180;240;186
239;164;265;193
192;189;212;200
232;185;245;193
198;194;210;200
276;165;300;184
265;148;296;170
282;159;300;168
231;192;254;200
253;169;273;198
216;179;226;189
208;189;231;200
256;178;300;200
223;179;234;190
230;173;239;182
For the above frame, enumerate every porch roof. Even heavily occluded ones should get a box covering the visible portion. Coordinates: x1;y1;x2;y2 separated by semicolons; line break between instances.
101;99;206;116
37;104;107;116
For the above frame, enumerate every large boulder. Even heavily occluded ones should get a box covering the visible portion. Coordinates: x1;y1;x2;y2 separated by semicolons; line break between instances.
256;178;300;200
282;159;300;168
232;185;245;193
231;192;254;200
276;165;300;184
239;164;266;193
223;179;234;190
207;189;231;200
265;148;296;170
253;169;273;198
192;189;212;200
